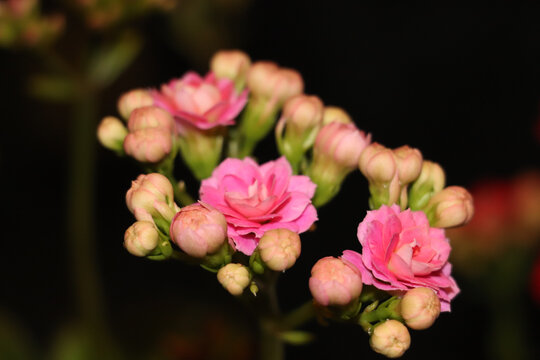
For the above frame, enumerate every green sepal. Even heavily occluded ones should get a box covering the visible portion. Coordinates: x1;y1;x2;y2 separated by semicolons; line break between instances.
201;243;233;270
249;251;265;275
200;264;219;273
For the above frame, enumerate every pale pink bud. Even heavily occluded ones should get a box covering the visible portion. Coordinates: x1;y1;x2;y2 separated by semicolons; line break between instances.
359;143;398;184
97;116;127;152
393;145;423;185
124;221;159;257
309;257;363;307
117;88;154;120
126;173;175;222
248;61;304;104
281;94;324;134
271;68;304;104
170;202;228;258
127;105;175;133
123;128;172;163
400;287;441;330
210;49;251;88
257;229;301;271
322;106;353;125
370;320;411;358
217;263;251;296
314;122;371;170
428;186;474;228
247;61;279;94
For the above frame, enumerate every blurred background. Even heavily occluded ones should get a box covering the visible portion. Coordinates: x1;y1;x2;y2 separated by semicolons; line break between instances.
1;1;540;359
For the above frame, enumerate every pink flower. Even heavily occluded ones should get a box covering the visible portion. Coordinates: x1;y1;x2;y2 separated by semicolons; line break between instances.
342;204;459;311
200;157;317;255
151;71;248;132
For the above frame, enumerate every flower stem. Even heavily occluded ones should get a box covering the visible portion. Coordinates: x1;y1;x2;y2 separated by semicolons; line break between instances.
67;93;118;358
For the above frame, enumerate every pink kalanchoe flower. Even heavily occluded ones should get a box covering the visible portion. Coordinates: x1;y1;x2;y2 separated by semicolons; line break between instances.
151;71;248;132
342;204;459;312
199;157;318;255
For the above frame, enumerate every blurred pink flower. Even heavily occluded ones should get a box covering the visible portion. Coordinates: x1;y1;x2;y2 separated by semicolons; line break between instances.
200;157;317;255
152;71;248;132
342;204;459;311
531;253;540;305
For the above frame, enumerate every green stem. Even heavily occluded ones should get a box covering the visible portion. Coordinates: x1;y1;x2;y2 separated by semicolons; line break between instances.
252;272;284;360
67;93;117;358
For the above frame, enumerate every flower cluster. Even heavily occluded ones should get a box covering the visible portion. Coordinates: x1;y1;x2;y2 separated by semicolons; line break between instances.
98;49;474;359
0;0;64;48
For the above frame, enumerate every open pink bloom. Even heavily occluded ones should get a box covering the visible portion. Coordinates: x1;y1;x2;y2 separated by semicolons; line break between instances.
342;205;459;311
151;71;248;132
200;157;318;255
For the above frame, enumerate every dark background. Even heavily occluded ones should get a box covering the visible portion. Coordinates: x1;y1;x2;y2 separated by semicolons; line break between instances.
1;1;540;359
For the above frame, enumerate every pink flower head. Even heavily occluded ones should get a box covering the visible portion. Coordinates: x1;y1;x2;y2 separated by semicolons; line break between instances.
342;204;459;311
152;71;248;132
200;157;318;255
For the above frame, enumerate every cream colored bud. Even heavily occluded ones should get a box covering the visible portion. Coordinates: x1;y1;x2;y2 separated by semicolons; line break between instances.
428;186;474;228
117;88;154;120
124;221;159;257
393;145;423;185
97;116;128;152
322;106;353;125
210;49;251;88
400;287;441;330
257;229;301;271
217;263;251;296
370;320;411;358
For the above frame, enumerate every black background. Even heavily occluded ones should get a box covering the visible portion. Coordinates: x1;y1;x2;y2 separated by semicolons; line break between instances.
1;1;540;359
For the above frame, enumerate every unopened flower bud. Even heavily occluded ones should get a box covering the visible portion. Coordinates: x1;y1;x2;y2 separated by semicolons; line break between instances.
393;145;423;185
210;49;251;91
123;128;173;163
257;229;301;271
217;263;251;296
247;61;279;94
97;116;127;152
309;122;371;207
170;202;228;258
124;221;159;257
247;62;304;104
238;62;304;156
359;143;401;208
359;143;397;184
276;94;324;170
400;287;440;330
117;88;154;121
322;106;353;125
408;161;446;210
127;105;175;133
309;257;363;307
370;320;411;358
126;173;176;222
427;186;474;228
